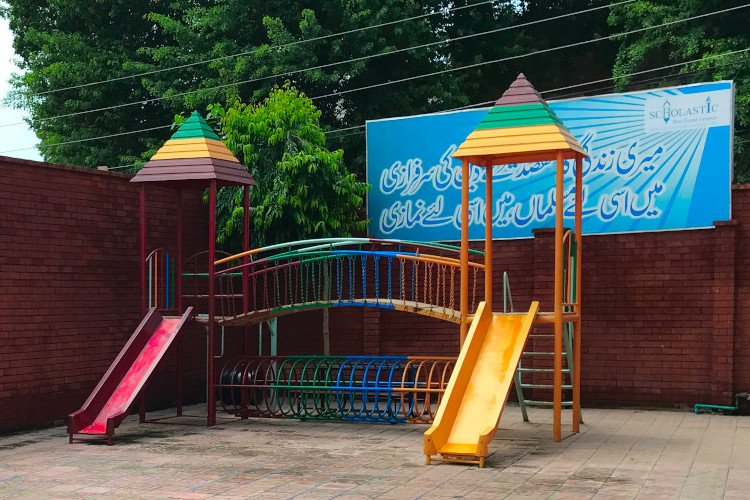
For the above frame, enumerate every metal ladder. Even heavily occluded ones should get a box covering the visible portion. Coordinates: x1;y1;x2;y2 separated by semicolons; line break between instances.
504;272;581;423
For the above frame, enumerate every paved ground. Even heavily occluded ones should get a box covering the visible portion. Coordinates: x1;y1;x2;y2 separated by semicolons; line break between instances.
0;405;748;499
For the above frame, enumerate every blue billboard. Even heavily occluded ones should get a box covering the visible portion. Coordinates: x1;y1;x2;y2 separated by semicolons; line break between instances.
366;81;734;240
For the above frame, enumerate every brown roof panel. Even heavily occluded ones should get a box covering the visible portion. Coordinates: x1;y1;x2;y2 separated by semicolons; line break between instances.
131;157;256;186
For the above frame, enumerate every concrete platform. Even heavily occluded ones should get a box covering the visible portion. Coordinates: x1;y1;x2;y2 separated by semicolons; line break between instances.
0;405;748;499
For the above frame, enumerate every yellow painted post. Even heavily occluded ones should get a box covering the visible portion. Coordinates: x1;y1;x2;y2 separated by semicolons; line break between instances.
553;150;564;442
485;166;493;311
573;153;583;433
460;159;470;347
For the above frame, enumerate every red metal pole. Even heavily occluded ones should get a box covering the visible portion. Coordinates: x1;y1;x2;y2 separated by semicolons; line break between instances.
176;188;183;417
139;185;147;423
207;181;217;427
140;186;147;315
242;185;251;354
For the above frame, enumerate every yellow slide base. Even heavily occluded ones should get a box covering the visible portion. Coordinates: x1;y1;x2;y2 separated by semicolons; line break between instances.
425;454;486;468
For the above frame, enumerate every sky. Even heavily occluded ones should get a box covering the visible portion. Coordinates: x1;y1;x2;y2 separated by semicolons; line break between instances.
0;17;42;161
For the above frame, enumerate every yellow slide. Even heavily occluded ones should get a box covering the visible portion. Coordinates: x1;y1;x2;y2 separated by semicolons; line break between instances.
424;300;539;467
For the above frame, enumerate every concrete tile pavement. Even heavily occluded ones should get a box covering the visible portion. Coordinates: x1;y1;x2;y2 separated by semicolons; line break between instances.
0;405;747;499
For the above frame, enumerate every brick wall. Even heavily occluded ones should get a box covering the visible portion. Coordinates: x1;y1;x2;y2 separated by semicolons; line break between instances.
733;187;750;394
0;157;208;431
3;156;750;433
276;199;750;408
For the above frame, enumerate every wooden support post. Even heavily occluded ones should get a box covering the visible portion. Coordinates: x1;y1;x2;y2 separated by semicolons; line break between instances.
176;189;183;417
139;185;147;423
573;153;583;433
459;159;470;347
553;151;564;442
485;166;493;311
207;181;217;427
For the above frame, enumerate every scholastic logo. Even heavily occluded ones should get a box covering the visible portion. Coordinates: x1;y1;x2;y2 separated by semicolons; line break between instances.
644;91;731;132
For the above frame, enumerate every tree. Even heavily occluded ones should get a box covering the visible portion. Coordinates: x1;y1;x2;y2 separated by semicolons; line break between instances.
201;85;369;249
4;0;473;172
513;0;621;97
1;0;175;167
608;0;750;180
141;0;468;176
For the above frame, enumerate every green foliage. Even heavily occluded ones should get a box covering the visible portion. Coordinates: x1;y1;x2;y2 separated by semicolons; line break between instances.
138;0;468;176
205;85;369;249
608;0;750;181
1;0;174;167
5;0;748;180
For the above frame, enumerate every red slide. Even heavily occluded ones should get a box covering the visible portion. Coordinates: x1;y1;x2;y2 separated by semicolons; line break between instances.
68;307;193;444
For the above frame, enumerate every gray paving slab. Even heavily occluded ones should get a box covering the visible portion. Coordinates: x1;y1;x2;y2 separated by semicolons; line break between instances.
0;405;747;499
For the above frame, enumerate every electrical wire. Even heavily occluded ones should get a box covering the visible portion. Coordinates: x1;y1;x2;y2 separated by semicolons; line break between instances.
30;0;498;96
1;0;636;128
323;47;750;135
309;4;749;101
3;5;746;154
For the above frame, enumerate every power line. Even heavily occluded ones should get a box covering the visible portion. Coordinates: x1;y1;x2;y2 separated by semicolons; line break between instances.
6;46;744;155
31;0;497;97
542;51;750;99
323;47;750;134
4;6;747;155
7;46;745;155
0;125;171;155
309;4;749;101
1;0;636;129
548;60;742;100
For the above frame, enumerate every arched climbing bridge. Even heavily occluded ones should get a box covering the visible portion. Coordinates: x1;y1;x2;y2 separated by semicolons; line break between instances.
182;238;486;325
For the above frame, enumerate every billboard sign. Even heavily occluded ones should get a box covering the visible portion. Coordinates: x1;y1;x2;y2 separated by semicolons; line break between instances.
366;81;734;240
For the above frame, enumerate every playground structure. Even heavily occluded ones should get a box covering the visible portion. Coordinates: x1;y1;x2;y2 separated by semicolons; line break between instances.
68;74;586;468
422;73;586;466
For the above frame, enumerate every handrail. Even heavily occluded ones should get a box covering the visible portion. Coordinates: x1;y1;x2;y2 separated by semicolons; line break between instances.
217;249;484;277
214;237;484;266
503;272;514;314
145;247;165;261
396;253;485;270
562;230;577;311
146;248;176;310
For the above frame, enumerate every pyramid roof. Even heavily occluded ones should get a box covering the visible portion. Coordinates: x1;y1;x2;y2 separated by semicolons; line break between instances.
454;74;587;165
131;111;255;186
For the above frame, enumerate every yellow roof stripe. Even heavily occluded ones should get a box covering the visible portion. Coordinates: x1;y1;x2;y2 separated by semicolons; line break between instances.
455;141;585;157
151;136;239;162
454;121;586;160
155;142;236;156
463;125;579;143
459;133;575;149
152;150;238;162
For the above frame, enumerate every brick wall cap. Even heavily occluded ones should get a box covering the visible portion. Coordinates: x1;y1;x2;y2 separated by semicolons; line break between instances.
732;184;750;191
532;227;572;236
0;155;132;180
714;220;739;227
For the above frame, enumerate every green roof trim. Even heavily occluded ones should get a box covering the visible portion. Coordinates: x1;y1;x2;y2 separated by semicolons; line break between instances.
474;102;564;130
475;115;563;130
484;102;546;114
170;111;221;140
